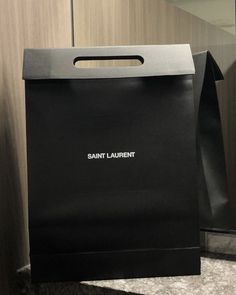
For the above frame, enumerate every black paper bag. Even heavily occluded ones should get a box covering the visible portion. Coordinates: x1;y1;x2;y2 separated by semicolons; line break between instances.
23;45;200;282
193;51;232;231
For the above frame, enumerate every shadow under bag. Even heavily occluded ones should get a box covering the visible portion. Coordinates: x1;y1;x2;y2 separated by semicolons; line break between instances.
23;45;200;282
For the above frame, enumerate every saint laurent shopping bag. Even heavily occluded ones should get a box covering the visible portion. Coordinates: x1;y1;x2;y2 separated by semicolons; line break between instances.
23;45;200;282
193;51;232;231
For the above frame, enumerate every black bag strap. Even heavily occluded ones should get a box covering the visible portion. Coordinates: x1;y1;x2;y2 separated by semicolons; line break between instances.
193;51;231;231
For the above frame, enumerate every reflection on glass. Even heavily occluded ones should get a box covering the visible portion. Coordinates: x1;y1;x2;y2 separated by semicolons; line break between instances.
166;0;235;34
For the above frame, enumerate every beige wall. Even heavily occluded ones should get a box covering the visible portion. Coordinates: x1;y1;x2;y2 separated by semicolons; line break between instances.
167;0;235;34
1;0;236;293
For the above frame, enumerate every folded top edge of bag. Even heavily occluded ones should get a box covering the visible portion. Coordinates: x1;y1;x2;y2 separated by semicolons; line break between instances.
22;44;195;80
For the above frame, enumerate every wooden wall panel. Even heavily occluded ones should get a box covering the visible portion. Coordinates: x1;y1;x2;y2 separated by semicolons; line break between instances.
73;0;236;226
0;1;72;294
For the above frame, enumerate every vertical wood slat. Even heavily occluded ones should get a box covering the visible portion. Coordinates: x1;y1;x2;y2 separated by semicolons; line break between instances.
73;0;236;226
0;1;72;294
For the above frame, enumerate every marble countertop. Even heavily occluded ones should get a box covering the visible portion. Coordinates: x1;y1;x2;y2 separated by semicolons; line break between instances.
17;254;236;295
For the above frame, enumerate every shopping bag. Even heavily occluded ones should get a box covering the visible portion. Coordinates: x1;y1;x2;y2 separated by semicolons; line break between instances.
23;45;200;282
193;51;231;231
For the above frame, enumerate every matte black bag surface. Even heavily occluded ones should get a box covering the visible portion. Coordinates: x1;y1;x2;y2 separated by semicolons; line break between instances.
193;52;232;231
23;45;200;282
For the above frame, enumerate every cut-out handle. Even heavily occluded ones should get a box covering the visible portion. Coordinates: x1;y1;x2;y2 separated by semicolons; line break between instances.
23;45;195;79
73;55;144;68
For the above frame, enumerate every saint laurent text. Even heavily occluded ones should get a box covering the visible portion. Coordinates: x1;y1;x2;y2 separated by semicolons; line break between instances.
87;152;135;160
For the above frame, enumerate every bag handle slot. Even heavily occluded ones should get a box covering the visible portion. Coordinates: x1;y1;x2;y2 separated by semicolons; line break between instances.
73;55;144;68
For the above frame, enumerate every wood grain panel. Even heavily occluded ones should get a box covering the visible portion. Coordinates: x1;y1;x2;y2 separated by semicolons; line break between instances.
73;0;236;227
0;1;72;294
